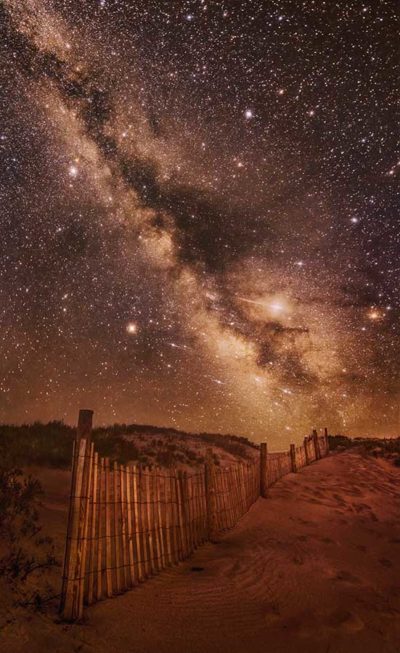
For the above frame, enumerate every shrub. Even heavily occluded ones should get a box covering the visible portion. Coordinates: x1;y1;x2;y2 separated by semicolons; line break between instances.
328;435;353;450
0;465;58;606
155;450;175;467
0;422;74;469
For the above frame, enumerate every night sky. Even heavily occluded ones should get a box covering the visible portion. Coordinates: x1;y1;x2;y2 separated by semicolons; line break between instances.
0;0;398;444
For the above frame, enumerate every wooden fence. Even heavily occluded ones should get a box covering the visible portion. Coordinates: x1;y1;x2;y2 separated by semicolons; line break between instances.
60;411;329;621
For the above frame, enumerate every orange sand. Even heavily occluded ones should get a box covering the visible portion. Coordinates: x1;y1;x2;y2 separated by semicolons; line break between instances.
3;450;400;653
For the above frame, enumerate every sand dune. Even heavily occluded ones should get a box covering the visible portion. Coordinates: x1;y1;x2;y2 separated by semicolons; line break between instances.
3;450;400;653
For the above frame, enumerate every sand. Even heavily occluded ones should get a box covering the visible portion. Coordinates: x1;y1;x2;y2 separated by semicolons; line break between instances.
2;450;400;653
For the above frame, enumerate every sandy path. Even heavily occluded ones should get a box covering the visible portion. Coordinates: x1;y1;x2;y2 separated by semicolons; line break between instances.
5;451;400;653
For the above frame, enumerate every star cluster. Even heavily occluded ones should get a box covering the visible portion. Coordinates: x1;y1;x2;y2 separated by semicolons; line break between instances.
0;0;398;444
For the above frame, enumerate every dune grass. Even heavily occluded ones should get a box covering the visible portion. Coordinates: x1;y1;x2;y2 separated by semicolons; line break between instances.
0;421;257;470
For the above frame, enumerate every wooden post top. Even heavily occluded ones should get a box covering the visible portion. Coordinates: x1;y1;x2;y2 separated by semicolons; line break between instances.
77;409;94;442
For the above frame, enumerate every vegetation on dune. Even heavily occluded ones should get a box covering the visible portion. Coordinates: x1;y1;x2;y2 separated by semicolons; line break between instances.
0;421;257;470
0;422;75;469
0;465;58;612
329;434;400;466
1;424;398;471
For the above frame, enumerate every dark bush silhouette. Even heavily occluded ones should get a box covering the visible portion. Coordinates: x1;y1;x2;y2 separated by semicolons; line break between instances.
0;465;58;606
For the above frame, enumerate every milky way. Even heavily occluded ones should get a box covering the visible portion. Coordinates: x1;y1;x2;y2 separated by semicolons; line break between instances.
0;0;398;444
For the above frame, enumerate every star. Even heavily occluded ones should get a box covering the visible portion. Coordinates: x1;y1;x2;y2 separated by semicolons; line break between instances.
0;0;397;439
126;322;139;335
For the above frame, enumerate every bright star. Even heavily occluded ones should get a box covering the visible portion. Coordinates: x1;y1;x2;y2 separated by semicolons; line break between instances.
368;309;381;321
126;322;138;334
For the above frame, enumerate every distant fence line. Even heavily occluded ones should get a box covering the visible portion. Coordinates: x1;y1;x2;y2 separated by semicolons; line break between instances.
60;410;329;621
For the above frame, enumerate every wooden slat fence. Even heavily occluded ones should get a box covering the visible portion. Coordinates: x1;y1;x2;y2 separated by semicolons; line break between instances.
213;460;260;532
60;411;330;621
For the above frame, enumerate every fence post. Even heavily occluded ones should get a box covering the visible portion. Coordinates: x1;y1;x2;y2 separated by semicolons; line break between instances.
324;427;329;455
304;437;310;465
60;409;94;621
260;442;268;497
76;409;93;441
104;458;113;594
312;429;320;460
290;443;297;472
205;448;217;541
